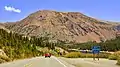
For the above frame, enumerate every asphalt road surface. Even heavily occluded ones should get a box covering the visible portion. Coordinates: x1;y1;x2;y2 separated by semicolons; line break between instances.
0;57;120;67
0;56;75;67
61;58;120;67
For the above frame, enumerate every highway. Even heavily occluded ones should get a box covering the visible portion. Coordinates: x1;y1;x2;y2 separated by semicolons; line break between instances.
0;56;119;67
0;56;75;67
61;58;120;67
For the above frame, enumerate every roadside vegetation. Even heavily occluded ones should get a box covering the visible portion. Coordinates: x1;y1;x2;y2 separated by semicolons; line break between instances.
0;29;60;62
64;52;110;58
108;51;120;65
64;37;120;52
117;57;120;65
0;55;10;63
64;51;120;66
1;28;120;65
108;51;120;60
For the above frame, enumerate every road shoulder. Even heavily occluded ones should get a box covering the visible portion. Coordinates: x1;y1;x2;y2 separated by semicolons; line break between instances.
53;57;75;67
59;57;120;67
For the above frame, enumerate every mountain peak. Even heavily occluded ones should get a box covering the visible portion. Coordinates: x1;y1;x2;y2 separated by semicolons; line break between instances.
4;10;117;43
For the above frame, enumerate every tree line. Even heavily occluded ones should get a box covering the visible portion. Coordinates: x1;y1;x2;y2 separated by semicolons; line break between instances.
0;29;55;60
66;37;120;51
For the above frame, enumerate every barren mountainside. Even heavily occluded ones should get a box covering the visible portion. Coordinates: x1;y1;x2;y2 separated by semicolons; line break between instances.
3;10;119;43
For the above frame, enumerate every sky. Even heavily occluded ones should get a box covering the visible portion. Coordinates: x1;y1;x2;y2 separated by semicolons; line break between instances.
0;0;120;22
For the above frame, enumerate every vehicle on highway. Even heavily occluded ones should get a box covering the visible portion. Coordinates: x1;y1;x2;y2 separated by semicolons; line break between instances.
44;53;51;58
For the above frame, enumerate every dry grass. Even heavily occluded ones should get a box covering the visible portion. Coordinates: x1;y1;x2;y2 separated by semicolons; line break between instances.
109;51;120;60
0;55;10;63
64;52;110;58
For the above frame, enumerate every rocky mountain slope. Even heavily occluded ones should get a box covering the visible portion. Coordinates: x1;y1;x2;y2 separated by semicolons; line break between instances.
0;23;10;32
3;10;119;43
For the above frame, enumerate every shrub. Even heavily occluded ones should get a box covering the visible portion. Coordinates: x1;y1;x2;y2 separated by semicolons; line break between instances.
64;52;110;58
0;55;11;62
64;52;93;58
85;54;93;58
49;50;59;56
64;52;81;58
98;53;110;58
0;59;6;63
109;55;117;60
114;51;120;57
117;56;120;65
109;51;120;60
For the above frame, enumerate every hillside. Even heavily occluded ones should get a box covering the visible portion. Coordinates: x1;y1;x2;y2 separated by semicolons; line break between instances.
3;10;118;43
0;23;10;32
0;28;57;62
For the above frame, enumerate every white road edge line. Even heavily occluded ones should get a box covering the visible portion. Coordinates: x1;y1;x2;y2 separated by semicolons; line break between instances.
52;56;67;67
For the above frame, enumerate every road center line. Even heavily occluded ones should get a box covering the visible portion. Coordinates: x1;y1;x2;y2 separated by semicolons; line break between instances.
52;56;67;67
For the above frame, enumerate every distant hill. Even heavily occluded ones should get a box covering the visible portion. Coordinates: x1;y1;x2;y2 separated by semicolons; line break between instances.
1;10;119;43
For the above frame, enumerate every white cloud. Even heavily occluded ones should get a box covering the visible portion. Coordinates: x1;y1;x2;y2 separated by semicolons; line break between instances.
4;6;21;13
